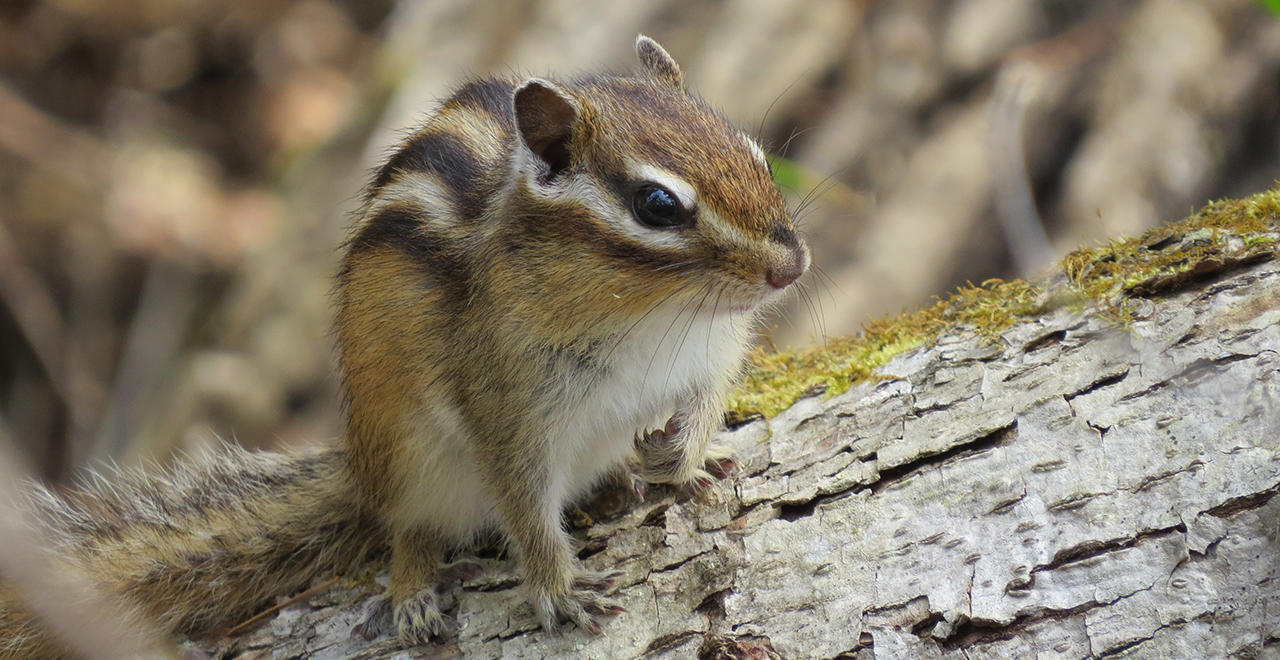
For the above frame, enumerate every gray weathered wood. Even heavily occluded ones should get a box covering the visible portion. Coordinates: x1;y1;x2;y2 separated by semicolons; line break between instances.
201;259;1280;660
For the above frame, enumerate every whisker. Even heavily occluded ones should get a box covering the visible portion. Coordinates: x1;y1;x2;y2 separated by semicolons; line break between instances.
788;282;814;333
807;264;841;330
797;282;825;343
794;176;843;218
641;281;710;394
705;285;726;375
754;72;808;143
809;263;841;293
601;279;697;366
652;259;702;273
778;126;820;158
806;275;829;340
791;165;852;219
662;283;715;395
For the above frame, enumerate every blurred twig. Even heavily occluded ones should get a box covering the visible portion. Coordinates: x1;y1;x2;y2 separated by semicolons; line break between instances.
225;576;339;637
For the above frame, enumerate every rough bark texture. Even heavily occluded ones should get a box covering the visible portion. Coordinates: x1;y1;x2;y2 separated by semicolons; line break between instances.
197;259;1280;660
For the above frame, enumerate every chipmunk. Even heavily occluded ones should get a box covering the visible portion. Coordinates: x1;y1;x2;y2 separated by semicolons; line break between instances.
0;36;808;657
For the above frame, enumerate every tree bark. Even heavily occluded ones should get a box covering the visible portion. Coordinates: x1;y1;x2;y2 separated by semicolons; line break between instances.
194;258;1280;659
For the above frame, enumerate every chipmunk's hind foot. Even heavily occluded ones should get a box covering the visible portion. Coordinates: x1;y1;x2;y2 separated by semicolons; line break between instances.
532;569;625;635
352;589;450;646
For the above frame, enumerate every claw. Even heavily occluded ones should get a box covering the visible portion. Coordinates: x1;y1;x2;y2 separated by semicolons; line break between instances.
637;417;683;449
707;456;739;479
533;568;625;636
631;475;647;501
391;588;449;646
572;570;623;592
685;475;715;496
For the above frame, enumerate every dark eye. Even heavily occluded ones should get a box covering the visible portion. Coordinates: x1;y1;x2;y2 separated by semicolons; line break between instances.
632;184;690;228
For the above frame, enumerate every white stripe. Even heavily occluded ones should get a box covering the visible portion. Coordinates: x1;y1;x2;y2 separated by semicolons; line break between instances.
363;171;457;225
741;133;769;166
629;162;698;208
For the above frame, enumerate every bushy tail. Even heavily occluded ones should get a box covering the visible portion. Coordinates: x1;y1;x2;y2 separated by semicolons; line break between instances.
0;444;387;659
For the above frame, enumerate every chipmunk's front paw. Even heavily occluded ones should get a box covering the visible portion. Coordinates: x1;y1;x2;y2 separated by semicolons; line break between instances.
635;418;738;491
531;570;625;635
382;588;448;646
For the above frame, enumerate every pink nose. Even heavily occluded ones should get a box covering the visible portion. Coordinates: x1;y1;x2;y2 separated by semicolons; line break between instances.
766;260;806;289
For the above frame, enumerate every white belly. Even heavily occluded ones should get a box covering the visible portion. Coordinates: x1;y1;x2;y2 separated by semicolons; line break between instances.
556;306;754;497
390;305;754;541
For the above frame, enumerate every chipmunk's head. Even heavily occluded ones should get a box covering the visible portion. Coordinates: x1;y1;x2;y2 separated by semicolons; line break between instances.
506;36;809;319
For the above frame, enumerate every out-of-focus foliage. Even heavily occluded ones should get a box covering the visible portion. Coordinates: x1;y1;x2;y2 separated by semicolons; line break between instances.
0;0;392;478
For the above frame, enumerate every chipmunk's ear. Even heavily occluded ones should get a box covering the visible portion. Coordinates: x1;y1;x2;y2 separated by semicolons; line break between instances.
636;35;683;88
514;78;579;180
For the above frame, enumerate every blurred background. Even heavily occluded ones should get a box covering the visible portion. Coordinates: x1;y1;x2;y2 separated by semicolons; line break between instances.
1;0;1278;482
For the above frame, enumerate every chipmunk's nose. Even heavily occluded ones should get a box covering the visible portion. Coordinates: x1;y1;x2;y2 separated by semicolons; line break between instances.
766;247;809;290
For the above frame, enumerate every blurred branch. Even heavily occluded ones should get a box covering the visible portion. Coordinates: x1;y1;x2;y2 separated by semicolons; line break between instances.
0;215;105;456
987;9;1121;276
0;83;111;191
91;261;201;465
0;217;71;402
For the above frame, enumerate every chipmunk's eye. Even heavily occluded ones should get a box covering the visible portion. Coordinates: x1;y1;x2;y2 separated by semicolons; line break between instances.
632;184;689;229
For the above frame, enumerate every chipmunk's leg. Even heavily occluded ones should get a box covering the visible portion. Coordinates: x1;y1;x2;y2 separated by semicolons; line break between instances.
483;442;622;634
388;526;448;644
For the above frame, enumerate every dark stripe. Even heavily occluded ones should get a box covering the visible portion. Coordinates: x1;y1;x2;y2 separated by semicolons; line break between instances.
450;78;516;126
344;208;473;307
511;200;690;274
371;131;489;219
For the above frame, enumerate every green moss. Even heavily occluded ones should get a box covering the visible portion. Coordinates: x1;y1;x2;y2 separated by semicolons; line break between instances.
728;188;1280;418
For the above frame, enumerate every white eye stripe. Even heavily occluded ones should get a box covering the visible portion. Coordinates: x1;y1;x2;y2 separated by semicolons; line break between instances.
628;162;697;208
623;161;754;245
697;206;751;248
